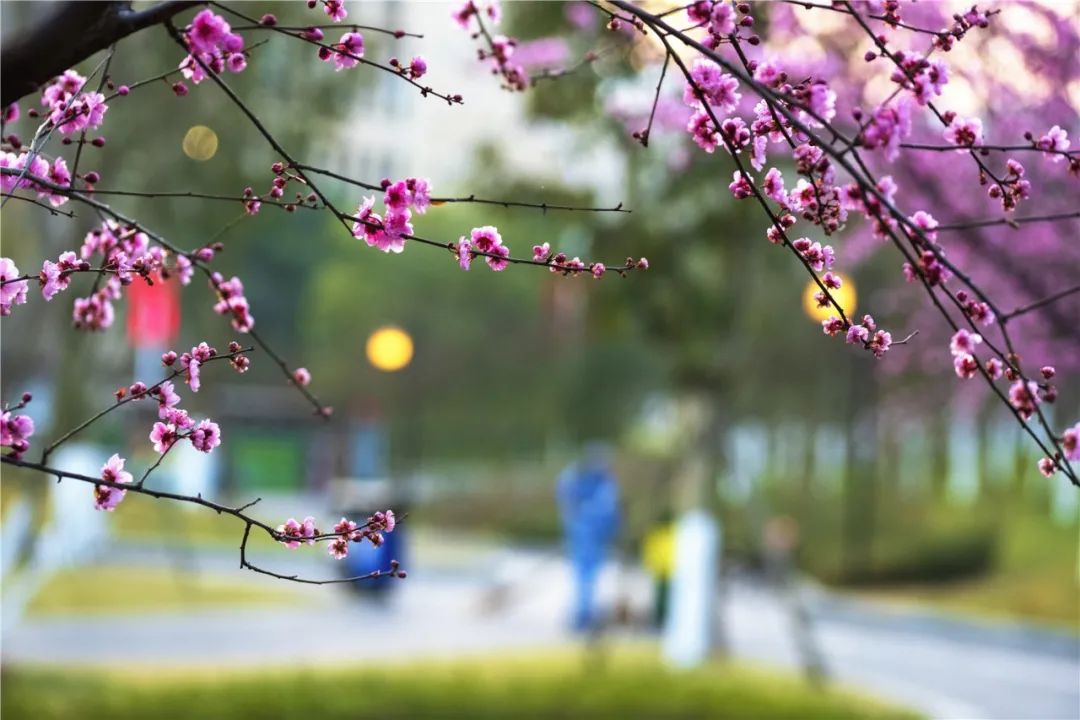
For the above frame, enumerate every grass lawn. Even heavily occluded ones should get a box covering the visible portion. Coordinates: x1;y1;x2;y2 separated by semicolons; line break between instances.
1;648;920;720
110;493;275;548
25;565;305;617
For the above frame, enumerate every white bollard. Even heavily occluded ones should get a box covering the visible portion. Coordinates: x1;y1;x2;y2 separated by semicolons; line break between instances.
662;508;720;668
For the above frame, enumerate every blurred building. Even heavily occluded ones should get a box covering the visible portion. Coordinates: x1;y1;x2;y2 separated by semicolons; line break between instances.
317;2;625;200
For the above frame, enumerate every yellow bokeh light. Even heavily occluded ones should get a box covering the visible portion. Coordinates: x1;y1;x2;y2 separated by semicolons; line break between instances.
182;125;218;161
802;273;856;323
366;326;414;372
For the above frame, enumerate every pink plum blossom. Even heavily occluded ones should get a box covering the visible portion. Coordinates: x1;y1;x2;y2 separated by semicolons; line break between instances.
846;325;869;345
485;244;510;272
470;226;502;254
328;32;364;71
762;167;787;205
94;454;132;510
949;329;982;357
155;381;181;418
688;111;719;153
729;171;753;199
909;211;939;243
384;180;409;210
683;59;741;114
188;9;232;54
709;3;735;35
149;422;178;453
1;410;34;458
1008;380;1040;420
409;56;428;80
328;538;349;559
943;116;983;149
406;177;431;214
278;516;318;548
456;238;473;270
293;368;312;386
953;354;979;379
189;419;221;453
334;517;361;540
323;0;347;22
1037;125;1069;163
1062;423;1079;462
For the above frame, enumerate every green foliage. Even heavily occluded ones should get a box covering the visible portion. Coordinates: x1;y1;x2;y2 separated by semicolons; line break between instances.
1;648;921;720
300;195;662;464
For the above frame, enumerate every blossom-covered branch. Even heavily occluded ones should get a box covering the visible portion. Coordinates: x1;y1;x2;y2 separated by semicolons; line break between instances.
607;0;1077;483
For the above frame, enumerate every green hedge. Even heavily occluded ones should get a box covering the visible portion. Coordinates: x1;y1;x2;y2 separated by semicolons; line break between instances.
802;519;997;586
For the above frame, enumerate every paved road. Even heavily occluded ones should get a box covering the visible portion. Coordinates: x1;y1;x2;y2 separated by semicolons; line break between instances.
3;541;1078;720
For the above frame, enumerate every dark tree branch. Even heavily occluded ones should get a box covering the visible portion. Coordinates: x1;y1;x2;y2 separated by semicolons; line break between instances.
1;1;201;107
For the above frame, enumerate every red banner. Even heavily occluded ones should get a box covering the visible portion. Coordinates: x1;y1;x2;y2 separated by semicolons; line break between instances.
126;272;180;348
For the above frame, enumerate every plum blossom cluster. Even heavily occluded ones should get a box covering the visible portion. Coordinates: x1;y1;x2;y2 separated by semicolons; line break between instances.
70;219;169;330
456;225;509;271
241;162;320;215
1;257;29;316
1;393;35;461
39;252;89;301
1042;422;1080;476
310;0;348;23
949;328;983;379
178;9;248;90
351;177;431;254
942;327;1060;434
729;154;891;359
277;510;399;564
389;55;428;81
319;30;365;71
885;51;949;107
857;101;912;162
531;242;647;278
686;1;746;49
0;150;72;206
703;68;849;239
93;454;133;511
325;510;397;560
39;69;108;136
209;273;255;332
454;1;530;91
138;341;235;457
149;409;221;456
930;6;994;50
820;313;892;359
683;58;742;153
1034;125;1072;166
985;157;1031;211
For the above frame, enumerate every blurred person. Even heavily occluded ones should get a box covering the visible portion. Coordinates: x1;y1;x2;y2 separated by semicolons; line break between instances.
764;515;827;685
641;512;675;629
557;443;621;632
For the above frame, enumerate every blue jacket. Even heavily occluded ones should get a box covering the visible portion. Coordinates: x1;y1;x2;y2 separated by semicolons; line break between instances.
557;462;620;565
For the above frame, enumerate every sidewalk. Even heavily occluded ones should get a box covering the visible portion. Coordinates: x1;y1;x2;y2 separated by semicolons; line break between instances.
3;534;1078;720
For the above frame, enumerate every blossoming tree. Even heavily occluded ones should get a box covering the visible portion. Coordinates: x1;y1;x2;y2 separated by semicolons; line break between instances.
1;0;1077;584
